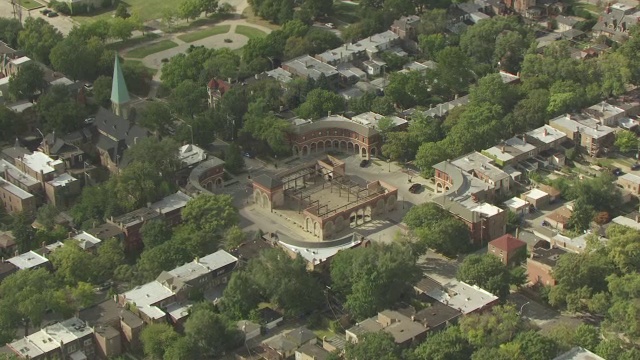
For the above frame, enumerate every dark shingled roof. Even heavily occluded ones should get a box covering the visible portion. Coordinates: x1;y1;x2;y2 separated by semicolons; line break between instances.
253;174;282;189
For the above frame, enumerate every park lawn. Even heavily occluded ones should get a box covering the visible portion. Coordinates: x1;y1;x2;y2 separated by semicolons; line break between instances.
106;33;161;51
235;25;267;40
242;6;282;31
20;0;44;10
177;25;231;42
77;0;186;22
125;40;179;59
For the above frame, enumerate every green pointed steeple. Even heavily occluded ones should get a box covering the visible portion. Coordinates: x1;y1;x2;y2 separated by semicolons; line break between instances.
110;55;130;107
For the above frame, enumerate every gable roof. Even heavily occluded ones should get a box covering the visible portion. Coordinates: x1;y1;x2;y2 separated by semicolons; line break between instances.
489;234;527;252
110;55;130;105
253;174;283;189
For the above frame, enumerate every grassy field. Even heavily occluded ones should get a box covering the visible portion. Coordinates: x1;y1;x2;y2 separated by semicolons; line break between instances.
235;25;267;40
75;0;186;22
177;25;231;42
20;0;44;10
125;40;179;58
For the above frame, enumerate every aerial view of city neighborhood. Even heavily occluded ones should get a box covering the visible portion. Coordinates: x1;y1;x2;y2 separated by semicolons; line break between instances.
0;0;640;358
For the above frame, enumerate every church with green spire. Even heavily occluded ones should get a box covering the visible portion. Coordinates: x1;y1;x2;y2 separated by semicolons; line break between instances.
110;55;130;119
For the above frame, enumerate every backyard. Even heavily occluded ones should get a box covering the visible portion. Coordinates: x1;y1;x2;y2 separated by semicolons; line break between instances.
125;39;179;58
177;25;231;42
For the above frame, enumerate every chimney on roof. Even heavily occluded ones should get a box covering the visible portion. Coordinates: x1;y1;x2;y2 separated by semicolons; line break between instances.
522;134;526;144
543;127;548;136
595;124;599;130
328;110;332;117
515;227;520;239
195;256;199;263
501;144;506;153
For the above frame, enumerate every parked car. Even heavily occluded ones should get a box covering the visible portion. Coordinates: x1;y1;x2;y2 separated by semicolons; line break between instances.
243;152;255;158
325;23;335;28
84;117;95;124
360;159;369;167
409;183;421;193
47;12;58;17
40;8;51;15
83;83;93;92
631;163;640;171
612;167;623;176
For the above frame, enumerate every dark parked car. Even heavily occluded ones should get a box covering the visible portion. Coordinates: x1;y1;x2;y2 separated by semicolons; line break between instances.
47;12;58;17
612;167;623;176
631;163;640;171
409;183;421;193
360;159;369;167
40;8;51;15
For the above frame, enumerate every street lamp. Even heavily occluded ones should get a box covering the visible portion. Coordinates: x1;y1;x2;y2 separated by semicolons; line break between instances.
186;124;194;145
519;302;530;316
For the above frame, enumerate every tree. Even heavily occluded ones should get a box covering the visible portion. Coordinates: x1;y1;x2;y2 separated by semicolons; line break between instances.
109;17;135;41
8;62;45;101
125;137;180;178
598;52;632;97
302;0;333;19
36;204;58;231
181;194;238;234
137;102;174;136
330;243;421;319
420;9;447;35
50;36;106;81
435;47;474;97
95;238;125;282
164;336;200;360
457;254;513;298
140;220;172;250
0;18;23;48
50;242;96;284
345;332;401;360
137;240;192;282
11;211;36;253
18;18;63;64
615;130;639;153
199;0;219;15
404;203;470;257
114;162;175;211
140;323;180;360
223;144;245;174
514;330;560;360
413;326;474;360
170;80;207;118
92;75;113;107
296;89;345;119
418;33;446;60
568;197;595;232
184;304;242;357
36;85;86;133
0;107;25;142
221;271;262;320
179;0;202;21
376;116;396;141
114;3;129;18
222;225;245;250
242;100;292;155
459;304;523;348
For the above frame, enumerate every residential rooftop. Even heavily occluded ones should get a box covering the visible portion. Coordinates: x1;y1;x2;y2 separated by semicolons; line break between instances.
7;250;48;270
276;232;363;266
553;346;605;360
0;177;34;200
110;207;161;227
550;114;615;139
415;277;498;315
283;55;338;80
530;247;569;267
619;172;640;184
149;191;192;215
8;317;92;358
611;214;640;230
72;231;102;250
20;151;63;175
350;112;407;130
162;250;237;283
504;196;528;209
0;159;39;188
86;222;124;241
523;188;548;200
552;232;607;253
525;125;566;144
121;281;174;320
451;152;509;183
178;144;207;167
48;173;76;187
490;234;527;252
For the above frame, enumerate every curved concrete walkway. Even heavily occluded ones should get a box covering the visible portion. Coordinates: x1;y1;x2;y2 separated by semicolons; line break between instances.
126;20;271;81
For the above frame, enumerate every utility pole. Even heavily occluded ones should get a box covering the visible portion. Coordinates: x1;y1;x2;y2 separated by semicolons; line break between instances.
11;0;22;23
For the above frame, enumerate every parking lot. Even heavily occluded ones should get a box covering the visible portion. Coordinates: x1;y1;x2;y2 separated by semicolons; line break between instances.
0;1;77;35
